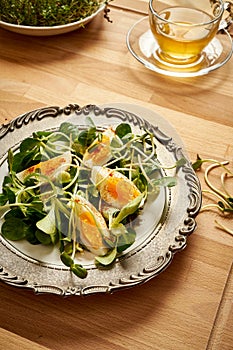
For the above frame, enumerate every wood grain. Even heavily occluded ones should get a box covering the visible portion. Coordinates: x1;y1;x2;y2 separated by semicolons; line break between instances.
0;2;232;350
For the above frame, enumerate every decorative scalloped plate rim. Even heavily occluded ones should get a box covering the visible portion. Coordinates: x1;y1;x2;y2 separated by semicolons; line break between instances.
0;104;202;296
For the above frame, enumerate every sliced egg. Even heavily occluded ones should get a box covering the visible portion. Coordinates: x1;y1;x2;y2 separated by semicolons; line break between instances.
91;166;142;209
72;195;109;256
82;128;115;168
17;151;72;182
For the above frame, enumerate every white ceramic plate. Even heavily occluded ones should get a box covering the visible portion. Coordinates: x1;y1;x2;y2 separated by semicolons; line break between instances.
0;4;105;36
0;104;201;296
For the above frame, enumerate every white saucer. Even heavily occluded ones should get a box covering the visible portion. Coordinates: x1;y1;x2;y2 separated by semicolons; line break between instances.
126;16;233;78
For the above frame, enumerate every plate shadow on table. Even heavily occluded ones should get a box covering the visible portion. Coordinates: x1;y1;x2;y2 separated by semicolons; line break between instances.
124;60;233;125
0;14;106;65
0;239;194;349
126;57;231;96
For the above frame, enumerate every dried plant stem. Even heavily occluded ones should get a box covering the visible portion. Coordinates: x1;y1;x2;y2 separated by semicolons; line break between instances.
221;173;232;198
200;203;224;212
193;155;233;236
215;220;233;236
204;161;230;200
202;189;231;209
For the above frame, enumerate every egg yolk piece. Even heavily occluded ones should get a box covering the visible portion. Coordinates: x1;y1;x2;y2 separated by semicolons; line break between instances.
104;176;141;208
79;211;105;252
17;151;72;182
82;128;115;167
92;167;142;209
73;196;109;256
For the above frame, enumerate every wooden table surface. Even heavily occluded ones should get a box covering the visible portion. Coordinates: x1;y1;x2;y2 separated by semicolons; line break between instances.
0;1;232;349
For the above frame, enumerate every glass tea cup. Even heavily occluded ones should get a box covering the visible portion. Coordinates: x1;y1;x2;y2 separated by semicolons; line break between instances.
148;0;230;66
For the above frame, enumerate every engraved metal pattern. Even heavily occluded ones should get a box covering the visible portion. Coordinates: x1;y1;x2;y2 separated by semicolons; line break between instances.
0;104;202;296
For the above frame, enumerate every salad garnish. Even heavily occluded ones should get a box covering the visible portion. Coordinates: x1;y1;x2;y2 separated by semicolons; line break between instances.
0;1;112;27
0;119;185;278
192;154;233;236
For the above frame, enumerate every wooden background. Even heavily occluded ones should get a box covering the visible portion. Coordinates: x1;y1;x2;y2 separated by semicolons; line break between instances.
0;1;232;349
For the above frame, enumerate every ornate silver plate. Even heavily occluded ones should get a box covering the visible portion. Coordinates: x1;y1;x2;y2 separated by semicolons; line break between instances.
0;104;201;296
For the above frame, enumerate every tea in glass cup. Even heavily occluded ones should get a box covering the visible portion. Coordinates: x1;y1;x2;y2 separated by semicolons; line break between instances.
149;0;225;66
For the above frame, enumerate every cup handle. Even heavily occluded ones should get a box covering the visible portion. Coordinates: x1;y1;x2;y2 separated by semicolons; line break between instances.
219;1;233;31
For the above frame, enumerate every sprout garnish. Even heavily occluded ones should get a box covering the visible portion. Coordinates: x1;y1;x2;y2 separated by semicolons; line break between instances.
192;154;233;236
0;119;185;278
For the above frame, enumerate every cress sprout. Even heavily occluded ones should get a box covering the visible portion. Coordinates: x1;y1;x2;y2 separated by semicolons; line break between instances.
0;0;112;27
192;154;233;236
0;120;185;278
